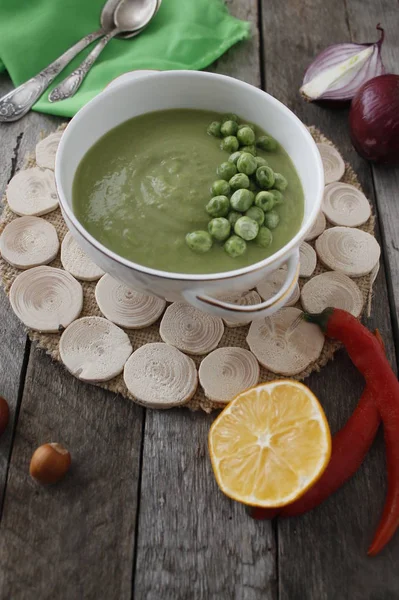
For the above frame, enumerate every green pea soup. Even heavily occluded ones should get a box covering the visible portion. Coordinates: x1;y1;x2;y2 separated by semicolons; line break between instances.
73;109;304;274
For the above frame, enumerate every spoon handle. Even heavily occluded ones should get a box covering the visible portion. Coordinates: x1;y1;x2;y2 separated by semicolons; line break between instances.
48;29;119;103
0;29;104;123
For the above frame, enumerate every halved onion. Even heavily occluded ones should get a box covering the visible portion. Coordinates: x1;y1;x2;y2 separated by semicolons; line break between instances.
300;26;385;102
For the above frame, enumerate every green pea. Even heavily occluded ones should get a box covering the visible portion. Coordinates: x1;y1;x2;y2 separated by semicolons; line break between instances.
228;211;242;227
234;216;259;241
245;206;265;226
256;166;275;190
255;156;268;168
208;217;231;241
255;226;273;248
257;135;278;152
222;113;239;124
220;120;239;137
240;145;257;156
229;173;250;191
211;180;231;197
255;191;275;212
186;231;213;253
206;195;230;218
269;189;284;204
230;189;254;212
236;152;257;176
224;235;247;258
216;161;237;181
238;123;256;132
237;126;256;146
263;210;280;229
273;173;288;191
228;151;242;165
248;179;260;193
207;121;222;138
221;136;239;153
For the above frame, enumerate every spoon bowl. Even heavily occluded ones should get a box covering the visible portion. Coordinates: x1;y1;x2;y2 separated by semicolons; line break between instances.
102;0;162;39
114;0;158;32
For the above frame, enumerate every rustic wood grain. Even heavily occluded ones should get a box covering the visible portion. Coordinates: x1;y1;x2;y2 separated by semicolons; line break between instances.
0;77;144;599
0;289;27;511
206;0;261;87
0;80;28;505
345;0;399;353
260;0;399;598
0;350;144;600
134;409;277;600
0;76;55;513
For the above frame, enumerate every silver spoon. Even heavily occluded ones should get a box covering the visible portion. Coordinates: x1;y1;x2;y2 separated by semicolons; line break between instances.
0;0;119;123
101;0;162;39
48;0;158;103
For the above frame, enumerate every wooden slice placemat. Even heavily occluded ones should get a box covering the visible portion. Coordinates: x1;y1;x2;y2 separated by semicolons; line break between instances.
0;126;375;412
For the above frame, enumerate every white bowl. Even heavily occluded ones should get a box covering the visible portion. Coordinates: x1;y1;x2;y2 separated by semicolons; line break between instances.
55;71;324;323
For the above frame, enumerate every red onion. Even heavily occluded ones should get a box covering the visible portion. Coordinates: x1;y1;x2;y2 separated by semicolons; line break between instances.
301;25;385;102
349;74;399;164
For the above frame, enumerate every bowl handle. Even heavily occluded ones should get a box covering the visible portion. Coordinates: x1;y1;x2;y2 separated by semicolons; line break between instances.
182;249;300;321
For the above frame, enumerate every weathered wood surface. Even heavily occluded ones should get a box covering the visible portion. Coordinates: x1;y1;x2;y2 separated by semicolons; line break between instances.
207;0;261;87
0;352;143;600
0;76;59;512
261;0;399;598
134;410;276;600
0;81;145;598
346;0;399;352
0;290;27;511
0;0;398;598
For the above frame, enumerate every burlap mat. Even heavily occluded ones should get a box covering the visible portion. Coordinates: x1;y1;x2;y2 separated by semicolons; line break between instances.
0;125;375;412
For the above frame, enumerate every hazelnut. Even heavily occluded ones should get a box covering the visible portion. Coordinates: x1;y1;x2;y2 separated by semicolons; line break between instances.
29;443;71;484
0;396;10;436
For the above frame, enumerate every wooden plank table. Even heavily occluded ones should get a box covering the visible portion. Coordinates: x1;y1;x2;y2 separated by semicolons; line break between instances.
0;0;398;597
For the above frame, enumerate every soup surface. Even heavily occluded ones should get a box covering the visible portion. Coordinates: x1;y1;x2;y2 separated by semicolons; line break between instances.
73;110;304;274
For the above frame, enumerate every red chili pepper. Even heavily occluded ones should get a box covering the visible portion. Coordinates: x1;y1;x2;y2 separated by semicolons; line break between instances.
245;506;279;520
247;387;380;520
305;308;399;556
280;330;383;517
247;330;382;521
281;386;380;516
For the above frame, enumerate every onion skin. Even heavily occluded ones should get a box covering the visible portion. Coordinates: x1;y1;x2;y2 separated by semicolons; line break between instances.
349;74;399;164
300;25;385;103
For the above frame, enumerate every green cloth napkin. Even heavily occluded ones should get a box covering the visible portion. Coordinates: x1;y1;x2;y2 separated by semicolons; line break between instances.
0;0;250;117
